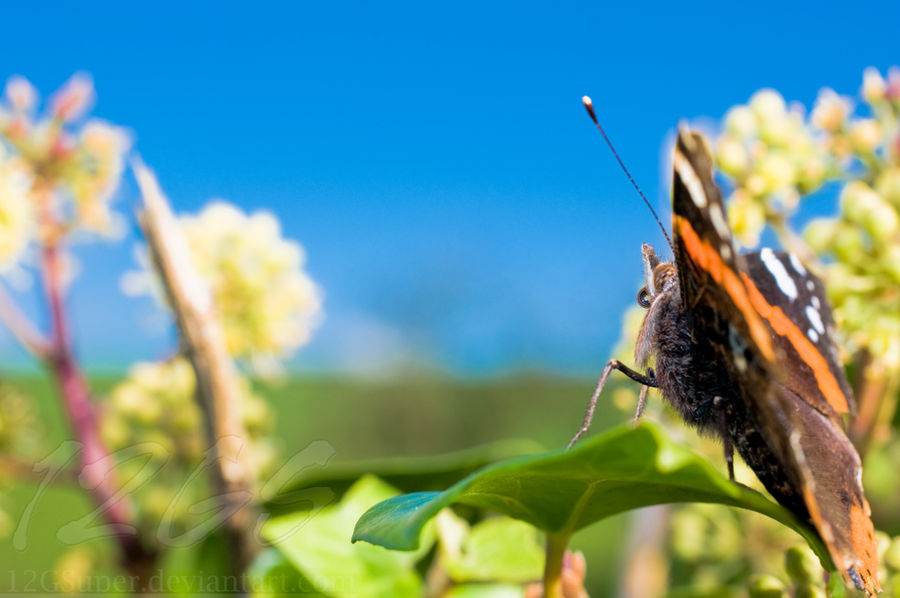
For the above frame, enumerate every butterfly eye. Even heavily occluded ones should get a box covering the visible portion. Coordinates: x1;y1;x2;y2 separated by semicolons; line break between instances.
637;287;651;309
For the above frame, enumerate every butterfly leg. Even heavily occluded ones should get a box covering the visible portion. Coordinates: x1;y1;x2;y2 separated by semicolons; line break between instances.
633;367;655;423
715;396;735;482
568;360;657;449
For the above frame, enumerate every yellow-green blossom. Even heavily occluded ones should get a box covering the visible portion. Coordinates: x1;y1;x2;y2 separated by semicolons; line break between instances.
0;148;35;268
0;74;130;243
101;357;277;533
811;88;852;132
179;202;323;364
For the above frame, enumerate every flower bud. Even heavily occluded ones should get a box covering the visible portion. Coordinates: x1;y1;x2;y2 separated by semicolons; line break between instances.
725;105;757;137
886;67;900;102
850;119;882;154
803;218;839;253
748;574;788;598
728;190;766;248
842;181;899;242
4;76;37;112
884;245;900;283
797;156;827;193
862;67;886;103
759;151;796;191
831;225;866;262
100;415;129;448
811;88;852;132
784;546;819;585
826;133;853;159
750;89;787;122
716;136;749;177
746;173;768;197
876;168;900;208
0;160;36;268
54;547;96;594
759;114;794;147
793;586;826;598
50;73;94;123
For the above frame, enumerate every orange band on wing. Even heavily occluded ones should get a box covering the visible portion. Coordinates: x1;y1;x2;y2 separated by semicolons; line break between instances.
674;215;775;363
740;272;851;415
849;499;881;594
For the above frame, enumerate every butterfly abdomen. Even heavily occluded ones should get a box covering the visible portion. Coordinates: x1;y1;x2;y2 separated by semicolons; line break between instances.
650;293;731;434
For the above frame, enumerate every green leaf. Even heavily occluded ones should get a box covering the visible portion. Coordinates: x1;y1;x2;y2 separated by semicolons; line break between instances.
352;422;833;573
445;584;526;598
264;438;543;517
445;517;544;583
263;475;434;598
248;548;325;598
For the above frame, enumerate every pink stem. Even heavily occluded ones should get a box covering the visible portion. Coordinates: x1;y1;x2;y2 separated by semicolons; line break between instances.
41;241;155;575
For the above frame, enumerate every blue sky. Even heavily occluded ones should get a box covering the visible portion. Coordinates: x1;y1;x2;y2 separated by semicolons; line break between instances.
1;1;897;375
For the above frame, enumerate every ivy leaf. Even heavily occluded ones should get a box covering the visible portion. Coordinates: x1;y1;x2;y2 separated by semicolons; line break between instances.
265;438;543;517
264;475;433;598
445;517;545;583
352;422;832;573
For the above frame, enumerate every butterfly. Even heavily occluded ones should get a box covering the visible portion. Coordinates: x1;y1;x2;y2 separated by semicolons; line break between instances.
572;99;880;595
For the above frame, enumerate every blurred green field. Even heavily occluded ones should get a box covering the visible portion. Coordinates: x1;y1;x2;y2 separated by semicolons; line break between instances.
1;372;635;595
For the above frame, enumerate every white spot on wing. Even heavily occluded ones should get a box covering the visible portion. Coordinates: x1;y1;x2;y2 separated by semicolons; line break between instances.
806;305;825;335
720;243;733;260
789;253;807;275
674;152;707;208
808;328;819;342
811;295;820;310
760;248;798;300
806;280;815;291
710;204;731;239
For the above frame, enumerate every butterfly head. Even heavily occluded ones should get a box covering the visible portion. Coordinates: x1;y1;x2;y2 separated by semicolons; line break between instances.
635;243;679;367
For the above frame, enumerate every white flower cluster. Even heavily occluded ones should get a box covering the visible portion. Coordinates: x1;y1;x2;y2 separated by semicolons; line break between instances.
125;201;323;368
0;145;34;269
180;202;322;363
715;89;833;247
181;202;323;365
101;357;277;530
0;73;130;257
715;68;900;368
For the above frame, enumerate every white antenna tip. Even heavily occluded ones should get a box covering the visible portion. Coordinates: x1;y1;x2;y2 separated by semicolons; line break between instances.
582;95;593;107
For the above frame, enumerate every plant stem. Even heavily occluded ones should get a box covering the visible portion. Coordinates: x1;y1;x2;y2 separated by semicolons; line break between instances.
40;239;157;581
135;162;260;576
543;532;569;598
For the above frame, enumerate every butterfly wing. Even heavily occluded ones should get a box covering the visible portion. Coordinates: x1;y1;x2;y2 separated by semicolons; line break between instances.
671;127;879;594
764;382;879;594
670;128;779;370
742;250;855;420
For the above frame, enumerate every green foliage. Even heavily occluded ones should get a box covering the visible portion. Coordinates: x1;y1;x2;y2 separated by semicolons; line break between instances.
444;585;525;598
2;67;899;598
265;438;544;517
263;476;431;598
353;422;830;568
444;517;544;583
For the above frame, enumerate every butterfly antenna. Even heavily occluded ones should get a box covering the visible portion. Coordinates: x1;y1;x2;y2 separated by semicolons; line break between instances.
582;96;674;252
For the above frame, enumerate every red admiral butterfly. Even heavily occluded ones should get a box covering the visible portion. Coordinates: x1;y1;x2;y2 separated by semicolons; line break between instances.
571;98;880;595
